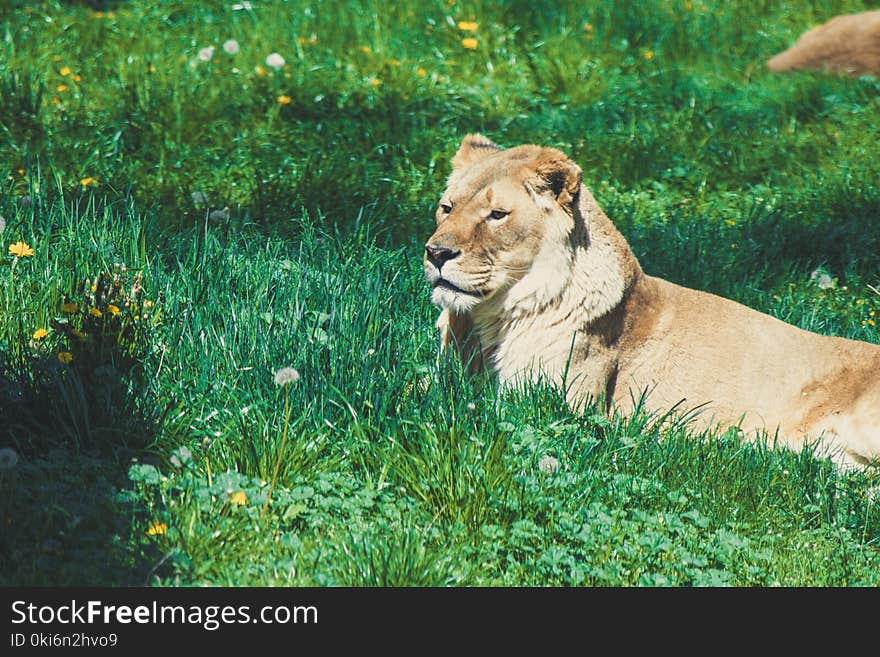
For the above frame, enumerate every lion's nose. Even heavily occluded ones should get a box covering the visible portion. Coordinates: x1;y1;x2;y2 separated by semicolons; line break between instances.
425;244;461;269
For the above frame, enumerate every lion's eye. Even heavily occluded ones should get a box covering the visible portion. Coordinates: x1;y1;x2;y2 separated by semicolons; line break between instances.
488;209;510;221
440;203;453;214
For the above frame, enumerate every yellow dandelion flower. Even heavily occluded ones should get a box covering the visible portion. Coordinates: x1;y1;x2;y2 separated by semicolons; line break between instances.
17;168;25;175
88;307;102;318
369;77;382;87
358;45;372;55
643;50;655;60
277;94;292;105
57;351;73;364
8;241;34;258
32;328;48;340
80;176;97;186
725;219;736;227
56;84;69;92
143;300;154;308
61;303;79;313
146;521;167;536
461;37;478;50
417;67;427;77
71;74;81;82
387;58;401;67
457;21;479;32
684;1;693;9
107;304;121;317
230;491;248;506
868;319;876;327
59;66;72;76
255;65;267;77
51;97;61;106
583;22;593;32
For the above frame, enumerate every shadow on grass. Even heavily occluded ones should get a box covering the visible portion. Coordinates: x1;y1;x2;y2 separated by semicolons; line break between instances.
0;353;164;586
614;183;880;297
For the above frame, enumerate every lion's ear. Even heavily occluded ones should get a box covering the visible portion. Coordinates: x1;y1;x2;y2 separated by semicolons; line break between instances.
452;133;502;170
529;151;582;209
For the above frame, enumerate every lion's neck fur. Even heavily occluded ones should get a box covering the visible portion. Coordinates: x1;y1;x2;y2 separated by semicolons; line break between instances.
469;189;641;386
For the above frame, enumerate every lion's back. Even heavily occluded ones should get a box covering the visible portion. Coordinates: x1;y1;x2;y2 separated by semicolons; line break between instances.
767;10;880;76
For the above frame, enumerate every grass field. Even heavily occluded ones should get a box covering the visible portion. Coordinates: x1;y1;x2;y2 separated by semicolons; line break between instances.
1;0;880;586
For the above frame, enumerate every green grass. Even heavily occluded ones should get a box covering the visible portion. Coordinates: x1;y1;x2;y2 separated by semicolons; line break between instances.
1;0;880;586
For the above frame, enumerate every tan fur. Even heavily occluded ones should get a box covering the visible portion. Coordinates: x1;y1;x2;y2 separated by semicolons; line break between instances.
425;135;880;469
767;10;880;76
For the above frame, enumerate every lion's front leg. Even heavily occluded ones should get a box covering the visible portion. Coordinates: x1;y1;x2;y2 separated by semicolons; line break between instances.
436;308;485;374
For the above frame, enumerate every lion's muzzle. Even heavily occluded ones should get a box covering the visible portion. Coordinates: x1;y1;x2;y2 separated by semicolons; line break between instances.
424;243;461;271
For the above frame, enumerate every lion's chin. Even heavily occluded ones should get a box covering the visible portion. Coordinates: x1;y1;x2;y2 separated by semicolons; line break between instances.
430;284;484;312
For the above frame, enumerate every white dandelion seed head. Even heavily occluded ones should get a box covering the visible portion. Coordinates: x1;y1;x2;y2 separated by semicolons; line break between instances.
810;269;834;290
198;46;215;62
265;52;285;70
538;455;559;474
0;447;19;470
223;39;240;55
274;366;300;386
232;1;253;10
208;206;230;222
190;190;208;206
466;402;476;411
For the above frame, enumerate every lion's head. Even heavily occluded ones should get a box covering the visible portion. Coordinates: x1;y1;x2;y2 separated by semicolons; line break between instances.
424;134;585;315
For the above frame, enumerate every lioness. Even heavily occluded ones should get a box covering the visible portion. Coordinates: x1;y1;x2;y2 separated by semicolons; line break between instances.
424;134;880;469
766;10;880;77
